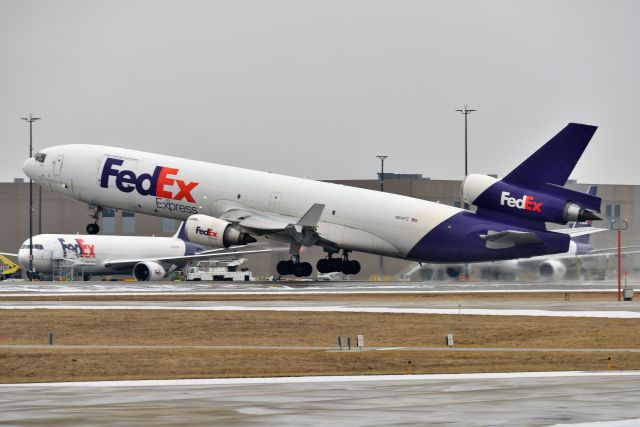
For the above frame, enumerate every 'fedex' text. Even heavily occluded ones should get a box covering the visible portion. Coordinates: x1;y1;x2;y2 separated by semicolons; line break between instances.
500;191;543;212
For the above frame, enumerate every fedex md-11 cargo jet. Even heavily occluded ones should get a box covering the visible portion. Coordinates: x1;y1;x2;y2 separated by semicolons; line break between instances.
22;123;604;278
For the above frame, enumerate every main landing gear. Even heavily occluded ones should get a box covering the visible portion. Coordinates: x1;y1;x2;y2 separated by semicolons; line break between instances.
316;251;361;275
86;206;102;234
277;255;313;277
276;251;361;278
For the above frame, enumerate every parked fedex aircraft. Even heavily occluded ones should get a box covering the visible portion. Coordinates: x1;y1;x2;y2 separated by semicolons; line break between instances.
1;224;268;281
22;123;604;278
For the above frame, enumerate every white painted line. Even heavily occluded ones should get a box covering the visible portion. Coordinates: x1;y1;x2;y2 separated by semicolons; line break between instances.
375;347;406;351
0;289;617;297
551;419;640;427
2;370;639;388
0;304;639;318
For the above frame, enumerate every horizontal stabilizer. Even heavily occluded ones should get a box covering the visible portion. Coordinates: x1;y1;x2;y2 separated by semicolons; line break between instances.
551;226;606;238
480;230;542;249
0;253;18;258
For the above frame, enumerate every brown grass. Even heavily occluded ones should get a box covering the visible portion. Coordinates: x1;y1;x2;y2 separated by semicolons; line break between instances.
0;291;619;302
1;348;638;383
2;308;639;383
1;309;639;349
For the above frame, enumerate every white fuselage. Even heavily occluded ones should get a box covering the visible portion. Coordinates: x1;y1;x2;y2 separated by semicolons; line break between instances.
17;234;189;277
23;145;464;260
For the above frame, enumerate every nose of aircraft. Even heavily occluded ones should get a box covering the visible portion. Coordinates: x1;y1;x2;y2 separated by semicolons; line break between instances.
22;157;36;180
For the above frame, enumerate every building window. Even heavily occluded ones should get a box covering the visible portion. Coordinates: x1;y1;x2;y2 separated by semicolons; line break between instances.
614;204;621;219
162;218;176;233
122;211;135;233
101;208;116;234
454;201;461;208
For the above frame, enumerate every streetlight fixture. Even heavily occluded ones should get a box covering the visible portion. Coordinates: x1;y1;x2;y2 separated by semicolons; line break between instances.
21;114;40;280
611;218;629;302
376;155;388;192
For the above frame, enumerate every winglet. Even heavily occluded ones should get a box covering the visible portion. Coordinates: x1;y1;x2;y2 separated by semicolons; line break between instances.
297;203;325;228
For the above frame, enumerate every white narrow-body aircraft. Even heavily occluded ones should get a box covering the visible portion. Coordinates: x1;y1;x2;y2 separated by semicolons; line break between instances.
22;123;604;277
2;225;267;281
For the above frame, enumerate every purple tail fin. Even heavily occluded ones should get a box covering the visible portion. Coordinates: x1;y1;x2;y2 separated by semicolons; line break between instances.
503;123;597;187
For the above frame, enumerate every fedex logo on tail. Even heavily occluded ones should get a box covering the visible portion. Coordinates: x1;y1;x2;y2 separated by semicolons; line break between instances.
100;158;199;203
195;226;218;237
500;191;543;212
58;238;96;257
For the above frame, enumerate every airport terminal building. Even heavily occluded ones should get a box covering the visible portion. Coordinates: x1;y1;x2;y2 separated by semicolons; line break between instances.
2;175;639;279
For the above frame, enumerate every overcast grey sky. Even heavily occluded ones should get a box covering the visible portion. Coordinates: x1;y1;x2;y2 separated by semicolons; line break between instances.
1;0;638;184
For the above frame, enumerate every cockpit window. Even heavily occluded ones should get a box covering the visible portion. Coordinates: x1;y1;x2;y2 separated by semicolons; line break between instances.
34;152;46;163
20;244;44;250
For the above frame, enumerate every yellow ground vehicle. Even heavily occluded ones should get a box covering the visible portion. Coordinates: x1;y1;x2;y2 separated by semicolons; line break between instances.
0;255;21;280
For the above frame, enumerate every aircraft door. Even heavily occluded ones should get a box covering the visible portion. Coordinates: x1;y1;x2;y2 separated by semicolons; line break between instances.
53;155;64;176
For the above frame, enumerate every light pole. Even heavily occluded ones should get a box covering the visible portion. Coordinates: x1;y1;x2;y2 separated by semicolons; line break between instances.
611;219;629;302
376;155;388;192
21;114;40;280
376;155;388;280
456;106;476;209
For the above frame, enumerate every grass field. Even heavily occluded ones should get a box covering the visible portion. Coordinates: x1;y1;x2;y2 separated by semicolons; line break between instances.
1;307;639;383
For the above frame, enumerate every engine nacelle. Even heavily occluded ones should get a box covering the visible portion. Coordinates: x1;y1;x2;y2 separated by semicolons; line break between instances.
538;259;567;280
461;174;601;224
133;261;167;281
185;214;256;248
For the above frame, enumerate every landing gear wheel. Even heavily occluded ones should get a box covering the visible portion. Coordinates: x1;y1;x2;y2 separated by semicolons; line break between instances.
329;258;342;272
277;260;294;276
351;260;361;275
292;262;312;277
342;260;356;275
86;223;100;234
317;259;330;274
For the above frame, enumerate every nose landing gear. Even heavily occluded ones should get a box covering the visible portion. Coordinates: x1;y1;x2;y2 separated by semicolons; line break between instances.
86;206;102;234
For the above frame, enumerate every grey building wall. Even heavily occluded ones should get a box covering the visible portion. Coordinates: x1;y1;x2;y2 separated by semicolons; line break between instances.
1;178;638;279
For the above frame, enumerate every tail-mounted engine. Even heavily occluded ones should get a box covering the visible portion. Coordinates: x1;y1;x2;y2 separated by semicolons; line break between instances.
185;214;256;248
461;174;601;225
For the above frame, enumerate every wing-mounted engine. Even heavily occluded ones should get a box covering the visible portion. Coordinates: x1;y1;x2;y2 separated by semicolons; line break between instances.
538;259;567;279
461;174;601;225
185;214;256;248
133;261;167;281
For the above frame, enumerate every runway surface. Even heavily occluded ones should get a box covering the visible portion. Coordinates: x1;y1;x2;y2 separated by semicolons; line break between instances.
0;279;622;296
1;371;639;426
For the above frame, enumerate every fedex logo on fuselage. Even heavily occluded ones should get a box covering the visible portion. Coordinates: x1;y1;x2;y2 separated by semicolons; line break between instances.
100;158;199;203
58;238;95;257
195;226;218;238
500;191;543;212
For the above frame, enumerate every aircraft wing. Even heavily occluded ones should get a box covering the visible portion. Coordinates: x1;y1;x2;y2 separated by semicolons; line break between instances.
0;253;18;258
220;204;325;234
103;248;275;270
480;230;542;249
